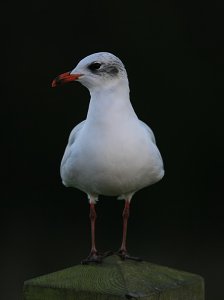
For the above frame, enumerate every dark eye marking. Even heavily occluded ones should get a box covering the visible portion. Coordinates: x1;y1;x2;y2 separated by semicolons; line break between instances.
88;62;102;71
107;66;119;75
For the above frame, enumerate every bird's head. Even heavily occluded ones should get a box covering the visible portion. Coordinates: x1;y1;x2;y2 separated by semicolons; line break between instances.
52;52;128;92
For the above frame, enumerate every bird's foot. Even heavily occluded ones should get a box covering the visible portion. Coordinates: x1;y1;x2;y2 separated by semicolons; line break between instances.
116;249;142;262
81;251;102;265
81;250;113;265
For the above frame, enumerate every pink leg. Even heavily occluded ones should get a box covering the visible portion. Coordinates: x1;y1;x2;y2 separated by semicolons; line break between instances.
81;203;102;264
82;202;113;264
90;202;97;255
120;200;130;254
118;200;142;261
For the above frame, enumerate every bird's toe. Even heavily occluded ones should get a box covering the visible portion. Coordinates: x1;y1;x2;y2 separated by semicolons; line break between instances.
81;255;102;265
81;250;114;265
116;250;142;262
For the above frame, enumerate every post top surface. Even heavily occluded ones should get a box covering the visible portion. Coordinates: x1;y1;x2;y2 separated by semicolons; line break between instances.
24;255;203;298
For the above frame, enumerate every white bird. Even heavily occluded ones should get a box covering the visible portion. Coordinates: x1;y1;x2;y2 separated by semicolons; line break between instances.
52;52;164;264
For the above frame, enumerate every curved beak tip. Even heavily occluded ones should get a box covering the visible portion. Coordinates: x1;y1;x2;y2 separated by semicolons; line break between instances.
51;72;82;88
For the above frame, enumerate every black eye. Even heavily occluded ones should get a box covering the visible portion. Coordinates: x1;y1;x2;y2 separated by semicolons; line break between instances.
88;62;101;71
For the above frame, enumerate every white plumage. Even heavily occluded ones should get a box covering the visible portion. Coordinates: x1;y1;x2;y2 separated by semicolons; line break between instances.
52;52;164;263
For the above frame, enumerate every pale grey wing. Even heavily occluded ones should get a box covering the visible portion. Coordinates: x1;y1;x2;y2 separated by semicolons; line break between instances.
139;120;164;174
139;120;156;144
60;120;86;183
67;120;86;147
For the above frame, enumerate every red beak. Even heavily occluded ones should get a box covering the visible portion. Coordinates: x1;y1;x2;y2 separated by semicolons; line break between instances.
51;72;83;87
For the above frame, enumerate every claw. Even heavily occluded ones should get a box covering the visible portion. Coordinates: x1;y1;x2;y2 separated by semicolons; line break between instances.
81;251;114;265
116;250;142;262
81;253;102;265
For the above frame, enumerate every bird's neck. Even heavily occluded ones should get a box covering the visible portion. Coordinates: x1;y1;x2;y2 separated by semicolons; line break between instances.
86;79;137;123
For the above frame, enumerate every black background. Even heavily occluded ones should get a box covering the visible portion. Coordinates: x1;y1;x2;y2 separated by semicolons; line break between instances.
2;0;224;299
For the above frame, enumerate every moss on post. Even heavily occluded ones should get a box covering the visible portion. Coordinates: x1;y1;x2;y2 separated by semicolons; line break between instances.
23;255;204;299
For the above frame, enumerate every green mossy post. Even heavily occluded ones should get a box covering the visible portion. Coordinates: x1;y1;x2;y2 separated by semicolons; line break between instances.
23;255;204;300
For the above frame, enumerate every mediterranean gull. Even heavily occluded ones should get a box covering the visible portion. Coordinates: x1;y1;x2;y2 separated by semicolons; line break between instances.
52;52;164;264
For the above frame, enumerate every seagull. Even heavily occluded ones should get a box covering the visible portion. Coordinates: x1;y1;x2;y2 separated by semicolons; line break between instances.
52;52;164;264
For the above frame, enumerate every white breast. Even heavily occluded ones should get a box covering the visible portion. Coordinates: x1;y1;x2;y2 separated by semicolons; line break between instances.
61;116;164;196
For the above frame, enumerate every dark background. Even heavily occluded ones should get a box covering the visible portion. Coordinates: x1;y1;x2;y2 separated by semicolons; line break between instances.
2;0;224;299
